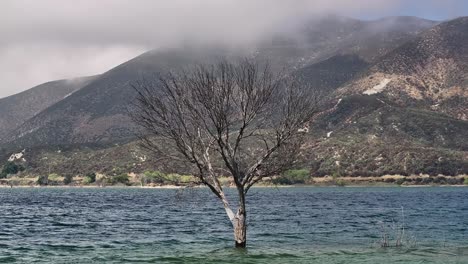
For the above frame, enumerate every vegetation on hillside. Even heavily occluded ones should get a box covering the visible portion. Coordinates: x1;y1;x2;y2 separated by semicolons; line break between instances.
0;161;25;179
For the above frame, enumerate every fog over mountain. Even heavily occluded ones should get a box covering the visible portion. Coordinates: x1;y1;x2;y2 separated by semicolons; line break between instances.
0;15;438;149
0;0;465;98
0;0;465;182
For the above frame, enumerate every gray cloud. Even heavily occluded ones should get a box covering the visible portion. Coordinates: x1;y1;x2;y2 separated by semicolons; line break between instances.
0;43;146;97
0;0;460;98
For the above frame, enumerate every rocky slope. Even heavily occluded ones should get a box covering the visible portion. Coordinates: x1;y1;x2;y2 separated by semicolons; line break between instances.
305;17;468;176
0;76;97;142
1;16;466;178
338;17;468;120
1;16;435;150
295;54;369;92
257;16;436;69
1;48;238;149
306;95;468;176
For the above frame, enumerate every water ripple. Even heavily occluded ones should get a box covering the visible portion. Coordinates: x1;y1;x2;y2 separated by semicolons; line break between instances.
0;187;466;263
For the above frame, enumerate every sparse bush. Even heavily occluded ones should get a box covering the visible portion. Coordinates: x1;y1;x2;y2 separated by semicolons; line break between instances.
331;170;346;186
335;179;346;187
446;177;462;185
37;175;48;185
272;169;310;185
166;173;191;185
139;171;195;186
332;171;341;179
433;176;447;184
464;177;468;185
412;178;421;184
112;173;130;185
110;167;126;177
84;173;96;183
48;173;61;181
283;169;310;184
165;173;180;184
83;176;93;184
395;178;406;185
272;176;293;185
46;173;63;185
179;175;195;183
63;175;73;185
1;162;25;177
421;177;433;185
141;170;166;185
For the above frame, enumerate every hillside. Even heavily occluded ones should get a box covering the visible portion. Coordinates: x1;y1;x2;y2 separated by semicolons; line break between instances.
306;17;468;176
1;16;467;180
295;54;369;92
1;16;435;150
1;48;237;149
338;17;468;120
0;76;96;142
259;15;436;69
306;95;468;176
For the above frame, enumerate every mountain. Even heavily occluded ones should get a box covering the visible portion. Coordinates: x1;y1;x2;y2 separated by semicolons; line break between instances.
338;16;468;120
0;76;97;142
332;16;438;61
1;48;239;149
1;16;435;150
306;95;468;176
305;17;468;176
259;15;436;69
2;16;466;179
295;54;370;92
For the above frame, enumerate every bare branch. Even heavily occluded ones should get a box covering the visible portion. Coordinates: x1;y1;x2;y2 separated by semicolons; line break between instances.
131;58;323;225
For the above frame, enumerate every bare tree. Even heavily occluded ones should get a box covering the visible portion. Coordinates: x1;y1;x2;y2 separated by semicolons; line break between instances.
131;59;321;248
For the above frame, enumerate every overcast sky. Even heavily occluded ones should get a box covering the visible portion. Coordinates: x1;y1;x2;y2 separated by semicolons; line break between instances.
0;0;466;98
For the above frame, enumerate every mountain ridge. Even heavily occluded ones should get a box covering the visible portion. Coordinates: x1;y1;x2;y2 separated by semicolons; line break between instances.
336;16;468;120
1;16;437;149
0;76;97;142
1;16;466;178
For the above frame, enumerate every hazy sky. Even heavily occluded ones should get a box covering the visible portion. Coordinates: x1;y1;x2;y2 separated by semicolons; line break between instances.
0;0;466;98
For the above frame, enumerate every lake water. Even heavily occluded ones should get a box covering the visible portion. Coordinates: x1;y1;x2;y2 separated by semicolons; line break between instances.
0;187;467;263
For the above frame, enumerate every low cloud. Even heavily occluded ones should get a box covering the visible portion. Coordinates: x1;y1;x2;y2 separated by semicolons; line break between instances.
0;0;462;97
0;44;146;97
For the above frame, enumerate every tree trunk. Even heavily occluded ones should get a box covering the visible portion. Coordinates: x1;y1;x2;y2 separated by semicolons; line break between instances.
234;209;247;248
234;188;247;248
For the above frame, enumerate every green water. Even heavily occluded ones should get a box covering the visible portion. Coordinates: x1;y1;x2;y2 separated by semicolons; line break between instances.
0;187;467;263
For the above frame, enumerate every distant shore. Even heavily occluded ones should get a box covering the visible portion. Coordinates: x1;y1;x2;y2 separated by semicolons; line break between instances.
0;184;188;189
0;185;466;189
1;175;467;188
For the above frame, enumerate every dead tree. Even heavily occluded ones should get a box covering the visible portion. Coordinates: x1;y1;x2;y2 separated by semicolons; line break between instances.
132;59;321;248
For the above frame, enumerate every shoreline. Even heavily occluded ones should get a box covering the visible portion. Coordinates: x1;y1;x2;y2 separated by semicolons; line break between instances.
2;174;466;189
1;184;466;189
